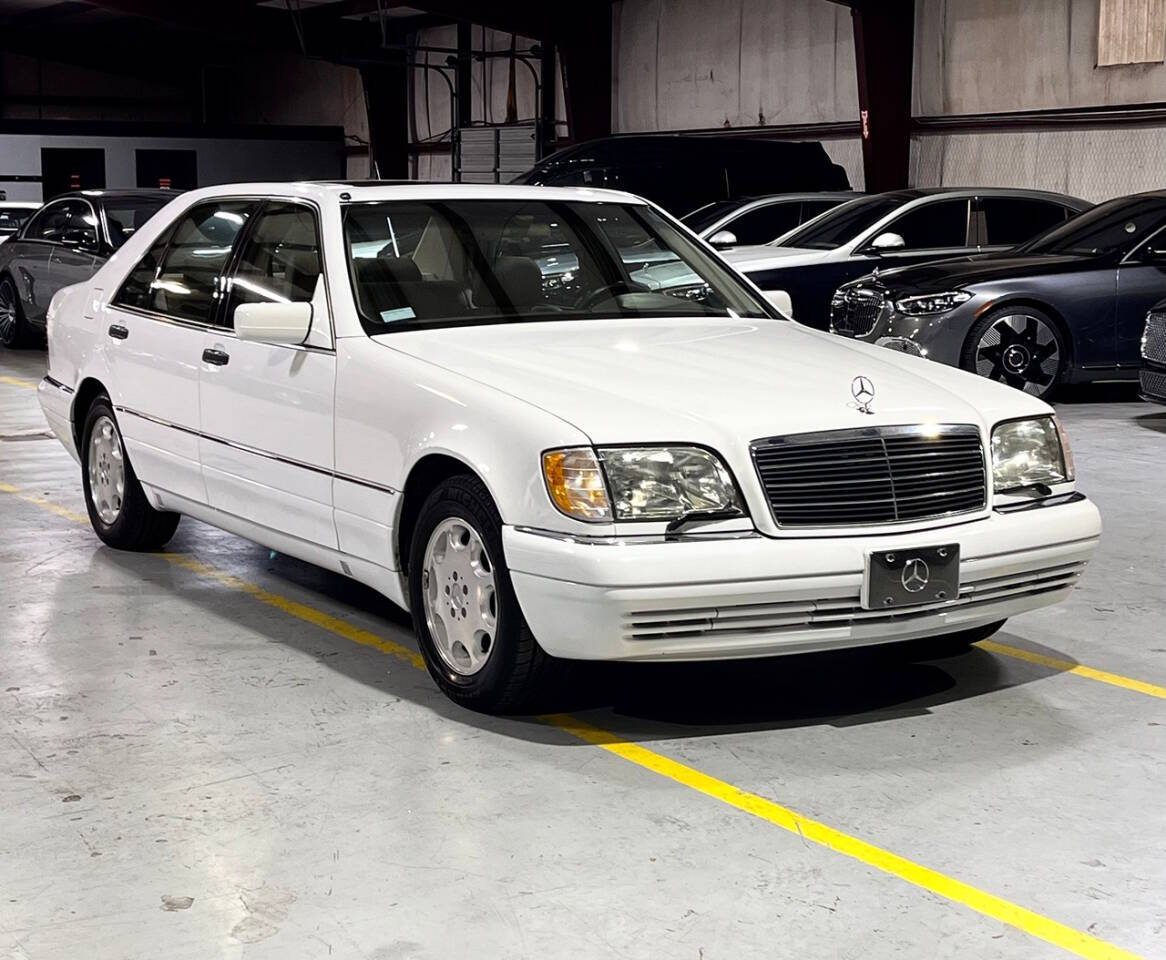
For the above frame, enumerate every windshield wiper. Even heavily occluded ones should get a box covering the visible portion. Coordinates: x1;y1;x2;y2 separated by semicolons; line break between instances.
665;508;745;535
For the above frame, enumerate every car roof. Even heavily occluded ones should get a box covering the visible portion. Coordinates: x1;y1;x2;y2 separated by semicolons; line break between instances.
43;189;180;203
878;186;1090;206
165;181;652;207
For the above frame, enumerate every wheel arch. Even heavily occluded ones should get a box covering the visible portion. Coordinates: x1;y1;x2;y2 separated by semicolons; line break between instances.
395;452;484;574
71;377;111;451
967;297;1076;370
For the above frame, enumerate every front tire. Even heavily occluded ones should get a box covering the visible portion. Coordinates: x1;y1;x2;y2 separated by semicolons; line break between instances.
408;475;551;713
80;397;180;550
961;306;1066;401
0;276;31;349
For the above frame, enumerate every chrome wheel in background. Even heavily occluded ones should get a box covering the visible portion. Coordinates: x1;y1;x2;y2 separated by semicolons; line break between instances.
0;278;20;347
87;414;126;525
421;517;498;676
973;313;1061;396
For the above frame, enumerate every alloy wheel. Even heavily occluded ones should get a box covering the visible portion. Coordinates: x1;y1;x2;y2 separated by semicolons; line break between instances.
421;517;499;676
0;281;17;346
974;313;1061;395
87;414;126;525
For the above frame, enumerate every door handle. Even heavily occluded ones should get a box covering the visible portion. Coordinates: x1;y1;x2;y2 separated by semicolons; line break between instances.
107;324;129;340
202;348;230;366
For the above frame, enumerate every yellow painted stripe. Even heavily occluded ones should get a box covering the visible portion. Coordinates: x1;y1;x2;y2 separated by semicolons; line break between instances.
0;479;1149;959
0;374;37;389
0;481;90;524
545;713;1141;960
979;639;1166;700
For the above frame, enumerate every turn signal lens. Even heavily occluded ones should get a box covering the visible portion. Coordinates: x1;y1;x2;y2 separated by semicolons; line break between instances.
542;448;611;521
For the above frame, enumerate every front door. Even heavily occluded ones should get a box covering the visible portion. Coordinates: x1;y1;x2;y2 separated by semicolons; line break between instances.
198;200;338;549
1115;233;1166;367
104;198;256;505
48;197;103;298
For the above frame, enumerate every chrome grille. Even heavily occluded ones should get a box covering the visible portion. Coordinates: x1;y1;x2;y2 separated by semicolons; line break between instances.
752;425;987;527
830;286;884;337
1142;310;1166;363
1141;366;1166;401
623;560;1085;641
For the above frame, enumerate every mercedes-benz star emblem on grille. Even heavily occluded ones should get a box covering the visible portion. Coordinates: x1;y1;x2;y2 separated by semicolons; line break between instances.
901;558;930;593
851;375;876;414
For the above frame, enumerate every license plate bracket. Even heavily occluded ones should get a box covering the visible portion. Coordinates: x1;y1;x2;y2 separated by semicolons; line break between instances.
862;543;960;610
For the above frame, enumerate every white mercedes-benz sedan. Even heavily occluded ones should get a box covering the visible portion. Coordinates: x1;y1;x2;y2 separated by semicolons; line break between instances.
37;181;1101;712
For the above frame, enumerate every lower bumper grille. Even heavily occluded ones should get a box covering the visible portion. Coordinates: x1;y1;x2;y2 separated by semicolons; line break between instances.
1140;364;1166;402
1142;311;1166;363
624;560;1085;641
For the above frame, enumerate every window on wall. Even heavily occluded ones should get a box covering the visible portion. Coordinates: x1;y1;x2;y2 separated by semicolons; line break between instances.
1098;0;1166;66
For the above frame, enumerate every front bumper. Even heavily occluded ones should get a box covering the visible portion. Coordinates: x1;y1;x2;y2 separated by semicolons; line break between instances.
37;375;79;463
504;496;1101;661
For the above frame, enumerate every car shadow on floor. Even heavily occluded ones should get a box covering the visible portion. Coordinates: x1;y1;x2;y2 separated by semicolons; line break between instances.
92;531;1083;749
1054;381;1141;404
1134;410;1166;434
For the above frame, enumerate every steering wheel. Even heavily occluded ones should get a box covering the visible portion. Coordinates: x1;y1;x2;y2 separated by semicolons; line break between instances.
577;281;647;310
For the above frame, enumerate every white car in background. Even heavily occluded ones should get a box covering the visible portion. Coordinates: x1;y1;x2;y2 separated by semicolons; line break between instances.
0;201;41;244
39;181;1101;712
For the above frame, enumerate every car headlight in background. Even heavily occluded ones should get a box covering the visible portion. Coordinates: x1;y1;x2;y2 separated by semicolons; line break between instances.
991;417;1074;492
894;291;972;315
542;446;743;522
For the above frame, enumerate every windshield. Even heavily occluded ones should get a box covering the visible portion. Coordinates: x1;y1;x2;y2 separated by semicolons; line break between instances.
776;194;904;249
103;196;171;249
343;198;776;332
0;207;37;236
680;200;742;234
1015;196;1166;256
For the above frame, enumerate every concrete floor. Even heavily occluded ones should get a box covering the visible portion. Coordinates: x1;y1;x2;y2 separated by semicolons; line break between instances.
1;347;1164;960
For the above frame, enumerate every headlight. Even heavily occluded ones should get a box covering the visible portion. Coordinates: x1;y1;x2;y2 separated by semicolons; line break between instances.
894;291;972;315
991;417;1074;492
541;445;742;522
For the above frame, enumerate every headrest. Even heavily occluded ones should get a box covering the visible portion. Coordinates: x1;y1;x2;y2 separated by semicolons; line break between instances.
493;256;542;308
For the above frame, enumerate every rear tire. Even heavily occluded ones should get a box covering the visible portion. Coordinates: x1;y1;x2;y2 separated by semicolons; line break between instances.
408;474;552;713
0;276;31;349
961;305;1066;401
80;396;180;550
887;619;1006;661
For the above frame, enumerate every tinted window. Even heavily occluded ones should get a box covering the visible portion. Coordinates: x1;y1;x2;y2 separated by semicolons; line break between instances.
104;196;171;250
981;198;1069;246
882;199;970;249
722;202;805;244
343;199;773;332
681;200;742;234
25;199;97;245
223;202;321;328
113;200;253;322
1021;196;1166;256
779;195;905;249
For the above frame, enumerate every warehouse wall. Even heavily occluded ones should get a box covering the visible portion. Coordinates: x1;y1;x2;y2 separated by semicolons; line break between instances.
913;0;1166;200
612;0;857;130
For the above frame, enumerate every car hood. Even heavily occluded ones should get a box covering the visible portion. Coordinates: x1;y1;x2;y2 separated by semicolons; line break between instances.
375;318;1048;445
869;253;1096;294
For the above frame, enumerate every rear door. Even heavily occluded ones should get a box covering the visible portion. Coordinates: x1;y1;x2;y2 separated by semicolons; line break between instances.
105;198;256;504
198;200;338;548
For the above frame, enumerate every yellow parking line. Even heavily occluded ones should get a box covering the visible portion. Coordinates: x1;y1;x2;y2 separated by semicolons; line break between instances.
0;374;37;389
0;480;1148;959
979;639;1166;700
547;713;1140;960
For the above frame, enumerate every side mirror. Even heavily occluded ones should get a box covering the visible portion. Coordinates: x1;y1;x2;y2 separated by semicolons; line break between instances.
763;289;793;317
234;301;312;345
869;231;906;252
708;229;738;248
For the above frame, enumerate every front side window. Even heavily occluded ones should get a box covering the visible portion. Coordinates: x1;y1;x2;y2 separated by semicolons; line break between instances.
343;198;774;332
25;199;98;246
112;200;254;323
723;202;805;245
1019;196;1166;257
222;202;321;327
880;198;971;250
778;194;906;250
